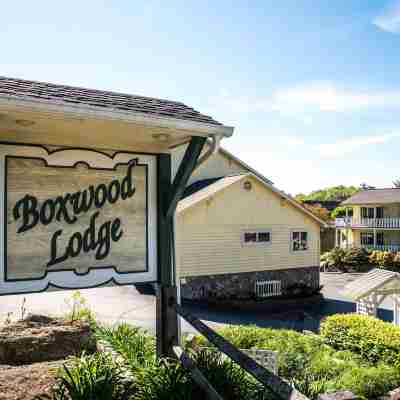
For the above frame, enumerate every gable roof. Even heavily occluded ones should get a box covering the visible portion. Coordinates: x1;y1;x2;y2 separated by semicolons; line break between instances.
0;76;223;127
342;188;400;205
178;174;245;213
342;268;400;301
177;173;327;226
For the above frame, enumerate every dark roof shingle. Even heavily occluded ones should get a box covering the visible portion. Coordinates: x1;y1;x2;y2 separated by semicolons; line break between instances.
0;76;222;126
342;188;400;205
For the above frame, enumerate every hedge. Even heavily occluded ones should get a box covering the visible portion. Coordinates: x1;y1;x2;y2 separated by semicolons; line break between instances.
320;314;400;365
194;325;400;399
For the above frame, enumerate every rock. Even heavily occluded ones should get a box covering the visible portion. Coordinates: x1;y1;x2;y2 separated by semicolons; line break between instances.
386;388;400;400
318;391;359;400
0;314;95;365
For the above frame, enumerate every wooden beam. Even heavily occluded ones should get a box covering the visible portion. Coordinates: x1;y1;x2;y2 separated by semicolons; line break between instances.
173;346;223;400
166;136;206;218
156;153;178;358
175;304;309;400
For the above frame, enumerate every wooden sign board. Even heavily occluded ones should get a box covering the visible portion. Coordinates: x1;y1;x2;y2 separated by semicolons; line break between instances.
0;144;157;295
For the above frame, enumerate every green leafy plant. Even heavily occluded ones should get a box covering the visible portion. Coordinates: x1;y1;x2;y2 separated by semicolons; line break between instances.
342;247;370;268
64;291;95;324
320;247;347;271
48;352;130;400
196;324;400;399
96;323;156;370
320;314;400;365
369;250;395;269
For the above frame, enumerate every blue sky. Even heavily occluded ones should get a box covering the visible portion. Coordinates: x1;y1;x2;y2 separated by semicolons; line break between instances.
2;1;400;195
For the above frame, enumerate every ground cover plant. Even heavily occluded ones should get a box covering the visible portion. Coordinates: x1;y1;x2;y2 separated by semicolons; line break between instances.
195;324;400;399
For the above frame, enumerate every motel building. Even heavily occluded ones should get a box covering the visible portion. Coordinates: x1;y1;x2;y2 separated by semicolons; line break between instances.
335;188;400;252
172;143;327;301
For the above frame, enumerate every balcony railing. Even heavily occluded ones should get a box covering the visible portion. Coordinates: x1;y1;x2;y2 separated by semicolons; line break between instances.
361;244;400;252
336;217;400;229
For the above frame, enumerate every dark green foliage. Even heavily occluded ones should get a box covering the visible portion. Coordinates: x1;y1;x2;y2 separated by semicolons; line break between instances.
196;325;400;399
322;247;400;272
321;314;400;365
320;247;347;271
96;324;156;370
97;324;269;400
283;283;323;297
295;186;359;202
50;352;130;400
342;247;370;267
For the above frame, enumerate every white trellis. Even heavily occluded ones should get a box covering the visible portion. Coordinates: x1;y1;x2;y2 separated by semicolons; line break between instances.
343;269;400;325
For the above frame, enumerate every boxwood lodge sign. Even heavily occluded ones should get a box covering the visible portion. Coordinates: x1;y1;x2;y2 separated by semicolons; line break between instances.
0;144;157;295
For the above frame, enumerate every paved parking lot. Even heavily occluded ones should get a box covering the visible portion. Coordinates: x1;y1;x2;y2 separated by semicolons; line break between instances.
0;273;394;333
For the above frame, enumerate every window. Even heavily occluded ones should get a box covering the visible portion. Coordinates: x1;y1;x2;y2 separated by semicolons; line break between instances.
360;232;374;246
361;207;374;218
361;232;384;246
242;230;271;246
291;231;308;251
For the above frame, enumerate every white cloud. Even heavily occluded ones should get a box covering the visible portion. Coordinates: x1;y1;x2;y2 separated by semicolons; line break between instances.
312;132;400;158
214;82;400;117
373;1;400;33
271;82;400;113
279;136;305;148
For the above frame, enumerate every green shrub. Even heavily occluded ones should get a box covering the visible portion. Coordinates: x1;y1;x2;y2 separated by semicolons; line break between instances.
53;352;129;400
327;363;400;400
320;247;347;271
96;323;156;370
369;250;399;270
197;324;400;399
321;314;400;365
342;247;370;268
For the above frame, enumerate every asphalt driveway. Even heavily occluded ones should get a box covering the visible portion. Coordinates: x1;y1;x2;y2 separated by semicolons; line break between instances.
0;273;394;333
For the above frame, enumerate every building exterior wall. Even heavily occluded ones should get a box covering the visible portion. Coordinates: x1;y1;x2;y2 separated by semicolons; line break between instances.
180;267;320;300
171;144;247;185
176;175;321;281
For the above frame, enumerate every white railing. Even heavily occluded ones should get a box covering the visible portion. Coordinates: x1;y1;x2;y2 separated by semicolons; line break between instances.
361;244;400;252
255;280;282;298
336;217;400;229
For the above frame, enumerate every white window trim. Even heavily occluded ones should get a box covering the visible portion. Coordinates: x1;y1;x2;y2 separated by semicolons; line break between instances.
241;229;272;247
290;229;309;252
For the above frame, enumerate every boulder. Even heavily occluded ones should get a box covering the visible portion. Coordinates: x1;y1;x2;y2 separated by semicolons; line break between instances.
0;314;95;365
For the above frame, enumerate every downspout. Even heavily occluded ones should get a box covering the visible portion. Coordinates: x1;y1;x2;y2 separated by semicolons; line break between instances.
192;134;222;172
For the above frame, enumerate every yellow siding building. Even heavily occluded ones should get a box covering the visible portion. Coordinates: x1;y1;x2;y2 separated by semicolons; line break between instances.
173;144;326;300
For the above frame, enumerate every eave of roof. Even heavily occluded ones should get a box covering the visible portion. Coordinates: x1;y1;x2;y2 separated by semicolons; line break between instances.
0;76;234;138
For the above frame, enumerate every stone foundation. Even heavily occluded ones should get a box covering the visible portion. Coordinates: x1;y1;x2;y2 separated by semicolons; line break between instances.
180;266;320;300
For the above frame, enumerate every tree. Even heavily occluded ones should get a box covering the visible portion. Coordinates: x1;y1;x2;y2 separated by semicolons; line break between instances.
394;179;400;188
303;203;332;222
295;185;360;202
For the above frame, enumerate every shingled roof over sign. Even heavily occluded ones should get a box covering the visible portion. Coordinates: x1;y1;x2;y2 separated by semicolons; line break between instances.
0;76;222;126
